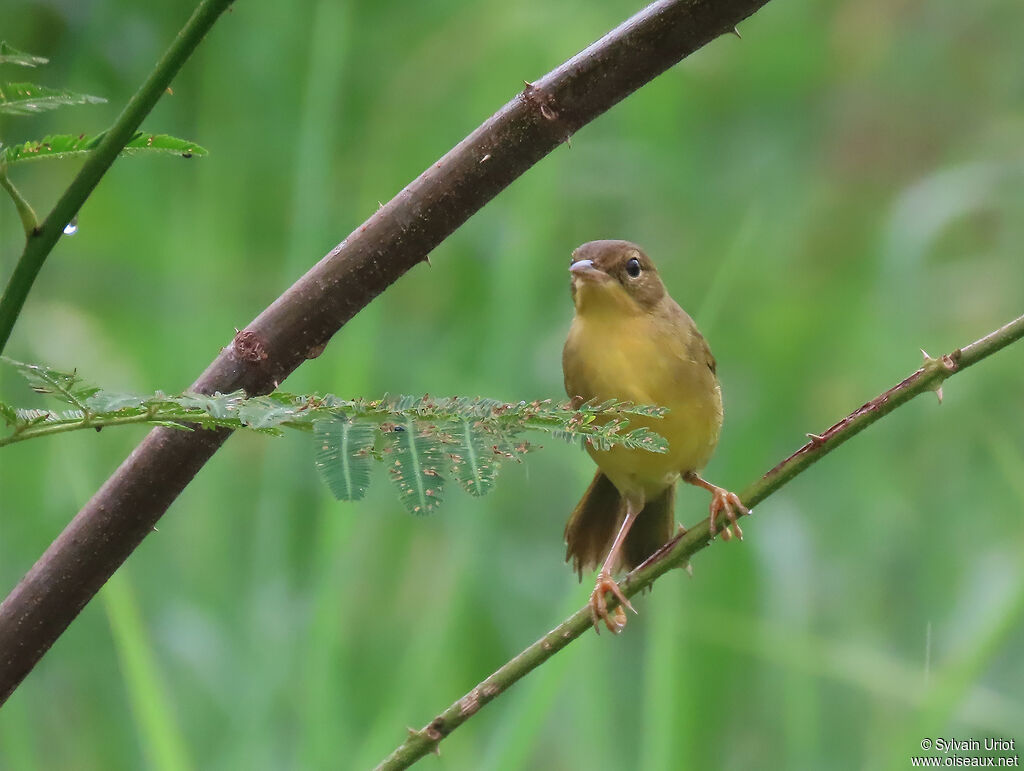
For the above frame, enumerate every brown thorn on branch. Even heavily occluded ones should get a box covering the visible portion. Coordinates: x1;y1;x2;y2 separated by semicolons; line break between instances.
765;342;967;477
232;328;268;362
522;80;573;144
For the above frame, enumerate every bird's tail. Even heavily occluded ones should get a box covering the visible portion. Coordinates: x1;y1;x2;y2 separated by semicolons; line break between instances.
564;471;675;580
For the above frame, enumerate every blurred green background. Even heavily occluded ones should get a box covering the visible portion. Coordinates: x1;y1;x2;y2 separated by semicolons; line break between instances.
1;0;1023;768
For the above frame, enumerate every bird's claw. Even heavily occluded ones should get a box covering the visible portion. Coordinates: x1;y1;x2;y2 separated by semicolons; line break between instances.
589;572;635;634
708;487;750;541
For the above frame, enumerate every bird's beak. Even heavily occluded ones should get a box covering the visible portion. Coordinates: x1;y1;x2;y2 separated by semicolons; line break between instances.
569;259;607;281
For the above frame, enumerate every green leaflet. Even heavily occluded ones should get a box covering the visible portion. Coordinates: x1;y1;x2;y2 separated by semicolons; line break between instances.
385;417;445;515
2;132;209;165
448;419;501;497
0;356;98;410
0;82;105;115
174;391;247;420
314;418;375;502
236;396;304;429
0;42;48;68
84;391;149;412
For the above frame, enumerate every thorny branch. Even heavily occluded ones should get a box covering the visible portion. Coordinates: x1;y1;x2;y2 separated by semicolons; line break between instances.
374;313;1024;771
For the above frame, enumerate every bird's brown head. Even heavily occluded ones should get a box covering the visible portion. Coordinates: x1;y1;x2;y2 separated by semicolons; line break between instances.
568;240;666;315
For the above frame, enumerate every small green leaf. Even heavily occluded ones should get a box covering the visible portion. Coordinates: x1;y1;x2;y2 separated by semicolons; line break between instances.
13;408;52;426
118;132;208;158
173;391;246;420
0;42;48;67
386;418;445;515
0;356;98;409
0;82;105;115
314;418;376;501
84;391;148;412
2;131;208;165
621;426;669;453
237;396;301;429
447;419;501;497
150;420;194;431
551;429;584;448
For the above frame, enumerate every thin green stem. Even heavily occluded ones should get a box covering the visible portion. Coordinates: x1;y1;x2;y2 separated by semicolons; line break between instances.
0;412;158;448
0;0;236;356
0;164;38;237
374;312;1024;771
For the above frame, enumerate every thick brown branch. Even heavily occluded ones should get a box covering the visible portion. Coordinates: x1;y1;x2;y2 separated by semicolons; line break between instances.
0;0;773;704
374;313;1024;771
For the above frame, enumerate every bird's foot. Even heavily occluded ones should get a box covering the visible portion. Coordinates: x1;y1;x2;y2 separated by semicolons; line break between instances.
707;486;749;541
589;571;635;634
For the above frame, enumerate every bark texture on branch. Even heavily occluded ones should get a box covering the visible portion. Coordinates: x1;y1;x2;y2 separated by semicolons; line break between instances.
0;0;771;703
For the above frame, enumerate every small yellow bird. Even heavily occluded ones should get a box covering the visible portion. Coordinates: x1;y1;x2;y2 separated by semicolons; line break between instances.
562;240;748;633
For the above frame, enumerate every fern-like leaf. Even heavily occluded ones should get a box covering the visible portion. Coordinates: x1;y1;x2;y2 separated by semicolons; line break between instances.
0;356;98;410
84;391;148;412
314;418;375;501
0;42;48;67
237;396;303;429
0;82;105;115
447;419;502;497
385;417;445;515
0;357;671;513
173;391;246;420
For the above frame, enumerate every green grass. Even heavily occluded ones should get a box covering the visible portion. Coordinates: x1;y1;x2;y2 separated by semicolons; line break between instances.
1;0;1022;768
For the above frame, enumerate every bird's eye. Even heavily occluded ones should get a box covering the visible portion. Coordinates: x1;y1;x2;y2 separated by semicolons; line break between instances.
625;257;641;278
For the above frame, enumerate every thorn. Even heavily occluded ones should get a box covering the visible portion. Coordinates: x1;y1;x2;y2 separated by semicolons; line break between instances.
406;727;418;738
731;26;742;39
430;743;441;757
377;201;384;210
921;348;934;365
806;432;826;445
684;561;694;577
935;386;943;405
564;134;572;148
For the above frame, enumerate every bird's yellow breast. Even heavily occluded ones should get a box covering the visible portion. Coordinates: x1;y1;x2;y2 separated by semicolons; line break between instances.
563;303;723;497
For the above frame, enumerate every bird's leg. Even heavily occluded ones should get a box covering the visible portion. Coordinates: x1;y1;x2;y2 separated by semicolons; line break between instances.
589;493;643;634
683;471;750;541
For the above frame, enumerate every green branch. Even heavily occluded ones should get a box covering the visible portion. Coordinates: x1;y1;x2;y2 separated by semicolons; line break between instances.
374;312;1024;771
0;162;37;236
0;0;235;355
0;411;158;446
